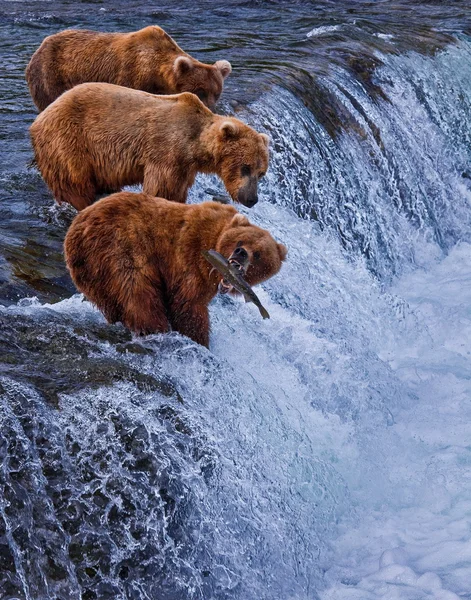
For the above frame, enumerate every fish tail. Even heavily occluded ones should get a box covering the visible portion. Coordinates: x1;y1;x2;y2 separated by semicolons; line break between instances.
259;306;270;319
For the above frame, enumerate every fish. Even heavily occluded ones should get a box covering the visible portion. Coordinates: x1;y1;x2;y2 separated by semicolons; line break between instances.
204;187;232;204
202;249;270;319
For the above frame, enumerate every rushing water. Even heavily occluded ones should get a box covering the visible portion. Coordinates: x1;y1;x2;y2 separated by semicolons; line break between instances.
1;1;471;599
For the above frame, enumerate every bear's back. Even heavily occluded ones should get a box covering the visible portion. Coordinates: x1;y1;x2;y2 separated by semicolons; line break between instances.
33;82;211;127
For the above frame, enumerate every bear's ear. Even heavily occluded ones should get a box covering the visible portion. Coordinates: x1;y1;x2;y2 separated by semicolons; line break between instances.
220;120;240;139
214;60;232;80
174;55;194;75
277;243;288;261
260;133;270;147
231;213;250;227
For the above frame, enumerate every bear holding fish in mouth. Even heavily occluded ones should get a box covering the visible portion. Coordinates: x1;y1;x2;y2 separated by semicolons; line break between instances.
26;25;287;346
64;193;287;347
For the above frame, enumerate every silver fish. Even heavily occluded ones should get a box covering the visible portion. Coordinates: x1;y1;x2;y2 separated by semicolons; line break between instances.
204;187;232;204
202;249;270;319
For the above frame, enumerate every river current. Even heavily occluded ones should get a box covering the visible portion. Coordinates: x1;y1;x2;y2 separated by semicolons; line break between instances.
1;1;471;599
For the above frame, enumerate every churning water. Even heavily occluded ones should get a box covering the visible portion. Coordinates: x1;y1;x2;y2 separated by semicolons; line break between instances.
1;1;471;598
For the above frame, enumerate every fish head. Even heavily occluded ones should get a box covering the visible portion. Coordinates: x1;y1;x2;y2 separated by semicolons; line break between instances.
217;243;250;294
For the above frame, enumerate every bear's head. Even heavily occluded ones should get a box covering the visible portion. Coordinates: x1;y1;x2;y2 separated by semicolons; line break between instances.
173;56;232;110
211;119;270;208
215;214;287;290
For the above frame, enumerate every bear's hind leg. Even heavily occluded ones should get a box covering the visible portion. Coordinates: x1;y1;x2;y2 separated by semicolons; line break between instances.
49;161;97;210
26;53;61;111
121;280;170;337
62;191;95;211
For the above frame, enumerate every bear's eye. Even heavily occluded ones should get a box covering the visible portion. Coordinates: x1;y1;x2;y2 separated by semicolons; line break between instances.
253;251;261;261
195;89;207;102
241;165;251;177
236;240;244;247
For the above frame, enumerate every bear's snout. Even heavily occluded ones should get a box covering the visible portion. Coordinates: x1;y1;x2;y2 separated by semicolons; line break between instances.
237;176;259;207
232;246;248;261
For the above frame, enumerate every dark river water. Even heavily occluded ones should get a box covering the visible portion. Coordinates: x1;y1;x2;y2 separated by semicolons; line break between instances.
1;1;471;599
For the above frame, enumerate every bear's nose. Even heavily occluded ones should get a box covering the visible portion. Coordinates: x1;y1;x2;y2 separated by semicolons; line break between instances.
232;246;248;261
245;195;258;208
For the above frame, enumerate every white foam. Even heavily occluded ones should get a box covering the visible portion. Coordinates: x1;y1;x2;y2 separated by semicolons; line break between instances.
4;293;105;321
374;33;394;41
321;243;471;599
306;25;343;38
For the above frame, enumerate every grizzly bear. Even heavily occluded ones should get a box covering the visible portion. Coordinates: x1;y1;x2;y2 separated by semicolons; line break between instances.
64;192;287;347
30;83;269;211
25;25;231;111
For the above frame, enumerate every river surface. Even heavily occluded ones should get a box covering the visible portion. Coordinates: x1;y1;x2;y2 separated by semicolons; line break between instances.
1;1;471;599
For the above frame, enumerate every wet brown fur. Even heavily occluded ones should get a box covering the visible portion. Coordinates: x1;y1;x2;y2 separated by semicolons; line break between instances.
30;83;270;211
25;25;231;111
64;192;287;347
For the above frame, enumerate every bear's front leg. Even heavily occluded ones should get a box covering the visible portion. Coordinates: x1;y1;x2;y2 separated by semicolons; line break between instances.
143;164;189;203
168;302;210;347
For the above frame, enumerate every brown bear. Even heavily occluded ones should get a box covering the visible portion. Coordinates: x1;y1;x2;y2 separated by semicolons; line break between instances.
25;25;232;111
64;192;287;347
30;82;269;211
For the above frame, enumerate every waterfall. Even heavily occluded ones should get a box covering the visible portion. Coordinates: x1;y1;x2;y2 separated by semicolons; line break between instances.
1;10;471;599
246;37;471;278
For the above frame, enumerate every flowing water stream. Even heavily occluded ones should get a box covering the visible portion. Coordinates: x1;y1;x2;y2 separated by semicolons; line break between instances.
1;1;471;598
